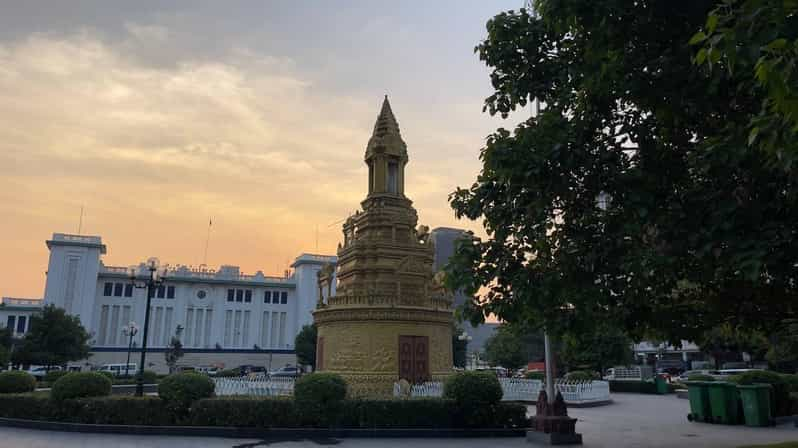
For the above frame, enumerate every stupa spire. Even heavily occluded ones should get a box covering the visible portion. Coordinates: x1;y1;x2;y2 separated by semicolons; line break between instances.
365;95;407;161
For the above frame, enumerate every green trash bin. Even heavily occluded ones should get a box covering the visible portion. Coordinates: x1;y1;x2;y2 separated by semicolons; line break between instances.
655;375;669;395
738;384;772;427
686;381;711;423
707;382;741;425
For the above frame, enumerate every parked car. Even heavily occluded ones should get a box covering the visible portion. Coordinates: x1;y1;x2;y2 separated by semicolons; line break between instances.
27;366;61;379
193;366;220;376
269;365;302;378
97;363;137;377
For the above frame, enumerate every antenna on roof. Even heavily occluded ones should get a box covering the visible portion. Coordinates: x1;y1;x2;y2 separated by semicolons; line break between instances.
77;205;84;235
202;218;212;266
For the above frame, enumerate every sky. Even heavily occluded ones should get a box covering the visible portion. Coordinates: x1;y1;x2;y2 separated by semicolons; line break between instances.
0;0;525;298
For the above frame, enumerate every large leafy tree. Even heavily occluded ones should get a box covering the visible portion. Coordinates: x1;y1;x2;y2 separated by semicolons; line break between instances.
294;324;317;370
697;323;769;369
446;0;798;344
558;323;633;374
484;324;544;369
14;305;90;367
693;0;798;167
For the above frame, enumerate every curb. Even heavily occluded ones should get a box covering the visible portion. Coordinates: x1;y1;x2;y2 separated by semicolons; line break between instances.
0;417;528;439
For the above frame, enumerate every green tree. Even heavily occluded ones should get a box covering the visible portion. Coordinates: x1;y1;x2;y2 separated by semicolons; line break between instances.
765;319;798;373
698;323;769;369
483;324;542;369
294;324;317;370
445;1;798;345
558;323;633;374
13;305;90;368
452;323;468;368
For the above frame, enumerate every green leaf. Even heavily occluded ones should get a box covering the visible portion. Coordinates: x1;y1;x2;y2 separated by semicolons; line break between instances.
688;31;707;45
696;48;708;65
706;14;719;34
748;126;760;146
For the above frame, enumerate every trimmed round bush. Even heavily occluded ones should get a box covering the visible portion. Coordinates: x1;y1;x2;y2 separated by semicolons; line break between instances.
565;370;594;381
158;372;215;411
215;368;240;378
443;371;503;405
0;371;36;393
51;372;112;401
294;372;347;426
782;373;798;393
44;370;70;384
294;372;347;404
729;370;791;417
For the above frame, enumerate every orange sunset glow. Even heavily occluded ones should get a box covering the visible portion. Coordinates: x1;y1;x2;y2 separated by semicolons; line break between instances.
0;1;522;299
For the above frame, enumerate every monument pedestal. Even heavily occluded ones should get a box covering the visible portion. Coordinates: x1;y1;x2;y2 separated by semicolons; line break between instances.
527;390;583;445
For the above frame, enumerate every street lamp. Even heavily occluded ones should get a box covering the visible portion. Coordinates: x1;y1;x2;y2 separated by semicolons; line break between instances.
128;257;167;397
121;321;139;378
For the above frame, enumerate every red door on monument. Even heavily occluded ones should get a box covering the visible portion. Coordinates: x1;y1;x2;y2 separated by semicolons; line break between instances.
398;335;429;384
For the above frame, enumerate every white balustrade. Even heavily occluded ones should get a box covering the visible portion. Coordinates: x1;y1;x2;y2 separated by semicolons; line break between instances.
391;378;610;405
213;377;295;397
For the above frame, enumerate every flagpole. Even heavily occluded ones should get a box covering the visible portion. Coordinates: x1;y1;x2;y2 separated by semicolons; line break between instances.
203;218;212;266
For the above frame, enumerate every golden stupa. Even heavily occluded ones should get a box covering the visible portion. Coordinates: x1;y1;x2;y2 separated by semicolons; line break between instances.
313;96;454;397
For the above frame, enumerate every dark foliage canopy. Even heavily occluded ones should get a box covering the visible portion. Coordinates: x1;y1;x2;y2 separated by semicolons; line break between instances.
446;0;798;344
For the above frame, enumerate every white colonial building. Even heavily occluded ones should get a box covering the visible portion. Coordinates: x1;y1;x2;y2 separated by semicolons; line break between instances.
38;233;336;372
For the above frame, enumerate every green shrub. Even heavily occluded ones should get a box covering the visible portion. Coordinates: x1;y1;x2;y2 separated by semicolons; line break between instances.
96;371;114;381
0;371;37;393
728;370;792;417
191;397;298;427
293;372;347;426
443;371;503;406
158;372;215;412
685;374;715;382
114;370;158;384
565;371;594;381
525;371;545;380
0;394;171;425
608;380;658;394
43;370;70;384
0;393;528;429
782;374;798;393
51;372;112;401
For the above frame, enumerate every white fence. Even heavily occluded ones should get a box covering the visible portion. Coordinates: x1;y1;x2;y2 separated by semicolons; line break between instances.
393;378;610;405
213;377;295;397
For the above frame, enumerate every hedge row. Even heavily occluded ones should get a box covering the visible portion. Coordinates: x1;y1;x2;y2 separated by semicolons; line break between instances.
0;394;528;429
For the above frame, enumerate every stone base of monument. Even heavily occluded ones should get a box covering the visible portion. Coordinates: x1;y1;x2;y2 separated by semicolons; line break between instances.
526;390;583;445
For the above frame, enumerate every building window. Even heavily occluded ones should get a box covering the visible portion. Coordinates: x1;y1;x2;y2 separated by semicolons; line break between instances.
113;283;123;297
235;289;243;302
387;161;398;193
264;291;271;304
6;316;15;332
156;285;165;299
166;286;175;299
227;289;235;302
103;282;113;296
124;284;133;297
17;316;26;334
280;291;288;304
244;290;252;303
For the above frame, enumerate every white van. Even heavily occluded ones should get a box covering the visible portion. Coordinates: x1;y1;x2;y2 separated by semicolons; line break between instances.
97;363;137;377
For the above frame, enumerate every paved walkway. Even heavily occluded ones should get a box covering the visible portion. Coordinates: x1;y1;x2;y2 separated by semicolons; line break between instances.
1;393;795;447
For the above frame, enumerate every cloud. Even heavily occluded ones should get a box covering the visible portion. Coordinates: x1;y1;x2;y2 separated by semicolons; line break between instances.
0;25;493;298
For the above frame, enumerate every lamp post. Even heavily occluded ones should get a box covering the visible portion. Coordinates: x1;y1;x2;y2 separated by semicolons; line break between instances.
127;257;167;397
121;321;139;378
